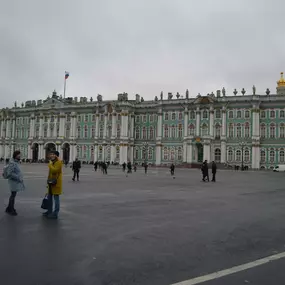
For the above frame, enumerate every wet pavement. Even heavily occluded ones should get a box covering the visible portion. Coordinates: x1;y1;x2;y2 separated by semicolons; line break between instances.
1;164;285;285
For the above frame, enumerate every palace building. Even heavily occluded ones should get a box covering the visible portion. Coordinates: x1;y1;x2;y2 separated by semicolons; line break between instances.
0;72;285;169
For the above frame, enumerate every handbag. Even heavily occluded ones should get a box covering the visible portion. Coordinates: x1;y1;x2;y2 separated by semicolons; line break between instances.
47;178;57;185
41;194;49;209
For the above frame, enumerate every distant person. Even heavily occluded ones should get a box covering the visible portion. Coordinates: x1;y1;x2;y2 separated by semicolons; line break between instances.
102;162;108;174
43;150;63;219
4;150;25;216
211;161;217;182
122;162;126;172
127;161;132;173
170;163;175;176
133;165;137;172
144;163;148;174
94;161;98;172
72;158;81;181
202;160;209;182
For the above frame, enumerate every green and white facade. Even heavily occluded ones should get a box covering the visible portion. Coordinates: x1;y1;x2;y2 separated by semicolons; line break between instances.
1;73;285;169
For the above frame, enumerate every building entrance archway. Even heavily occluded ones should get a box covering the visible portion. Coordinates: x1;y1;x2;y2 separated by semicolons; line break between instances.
32;143;39;161
62;143;70;162
197;143;203;162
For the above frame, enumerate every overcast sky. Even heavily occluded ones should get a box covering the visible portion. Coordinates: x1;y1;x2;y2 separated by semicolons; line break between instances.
1;0;285;107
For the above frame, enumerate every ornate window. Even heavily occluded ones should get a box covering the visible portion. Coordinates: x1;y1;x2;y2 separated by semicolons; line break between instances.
215;109;221;119
44;127;48;138
260;124;266;138
142;127;147;139
36;127;39;137
135;127;140;139
170;148;175;161
136;115;140;122
21;127;25;138
280;150;285;163
280;110;285;118
270;149;275;163
163;147;168;160
91;126;95;138
116;124;120;137
270;110;275;118
135;148;139;159
178;112;182;120
270;123;275;138
280;123;285;138
16;128;20;138
260;150;266;163
178;147;182;160
261;110;266;118
214;148;221;162
229;123;234;138
150;114;154;122
190;111;195;119
178;124;183;138
215;124;221;138
165;112;169;120
244;149;250;162
236;150;241;162
201;124;208;136
203;110;208;119
229;110;233;119
171;125;176;138
99;126;104;138
116;146;120;159
189;124;195;136
245;123;250;138
148;148;153;160
149;127;154;139
172;112;176;120
92;114;96;122
85;115;88;122
245;110;250;118
236;123;241;138
237;110;242;118
56;126;59;137
66;127;70;138
143;115;147;122
50;116;54;122
108;126;112;138
164;125;169;138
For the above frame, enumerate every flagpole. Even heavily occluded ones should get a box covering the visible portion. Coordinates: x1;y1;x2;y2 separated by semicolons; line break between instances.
63;77;67;99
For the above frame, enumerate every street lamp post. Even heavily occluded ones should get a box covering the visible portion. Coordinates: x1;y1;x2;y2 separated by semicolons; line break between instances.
239;141;246;171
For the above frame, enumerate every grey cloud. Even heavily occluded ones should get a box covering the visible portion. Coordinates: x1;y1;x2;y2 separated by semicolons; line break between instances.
1;0;285;107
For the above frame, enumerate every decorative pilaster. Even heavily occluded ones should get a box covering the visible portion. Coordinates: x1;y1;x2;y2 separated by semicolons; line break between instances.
209;107;214;137
0;119;4;138
5;117;10;138
47;116;51;138
221;108;227;163
130;113;135;139
103;113;108;139
94;144;98;162
155;108;163;165
59;112;65;138
29;114;35;138
186;143;193;163
196;108;200;137
95;113;99;139
203;139;211;161
39;114;44;138
111;112;116;139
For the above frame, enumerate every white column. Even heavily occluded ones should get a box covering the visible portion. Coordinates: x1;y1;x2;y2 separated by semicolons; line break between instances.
47;117;51;138
255;145;260;169
203;142;211;161
186;144;193;163
4;144;9;159
39;115;44;138
27;144;32;159
59;112;65;138
93;145;98;162
103;113;108;139
11;118;16;139
110;145;116;162
129;146;134;163
95;114;99;139
0;119;4;138
209;108;214;137
130;114;134;138
221;141;226;163
222;109;226;137
0;144;4;158
6;118;10;138
221;108;227;163
111;113;116;138
183;142;187;162
29;116;35;138
196;108;200;136
155;145;161;165
157;111;162;138
184;108;188;137
251;145;256;169
73;145;78;161
102;145;105;161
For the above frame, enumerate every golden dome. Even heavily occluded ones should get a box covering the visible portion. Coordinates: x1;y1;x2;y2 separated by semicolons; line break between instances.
277;72;285;87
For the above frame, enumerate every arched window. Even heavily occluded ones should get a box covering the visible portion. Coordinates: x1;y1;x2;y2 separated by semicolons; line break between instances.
214;148;221;162
165;112;169;120
245;110;250;118
201;124;208;136
244;149;250;162
189;124;195;136
190;111;195;119
148;148;153;160
261;110;266;118
260;124;266;138
280;123;285;138
237;110;242;118
260;150;266;163
270;123;275;138
149;127;154;139
280;150;285;163
178;112;182;120
143;115;147;123
163;147;168;160
149;114;154;122
108;126;112;138
116;124;120;137
236;123;241;138
215;124;221;138
164;125;169;138
229;110;233;119
135;148;139;159
178;147;182;160
270;110;275;118
99;126;104;138
229;123;234;138
245;123;250;138
215;109;221;119
236;150;241;162
171;125;176;138
172;112;176;120
203;110;208;119
142;127;147;139
228;149;233;162
178;124;183;138
135;127;140;139
84;125;88;138
170;148;175;161
280;110;285;118
270;149;275;163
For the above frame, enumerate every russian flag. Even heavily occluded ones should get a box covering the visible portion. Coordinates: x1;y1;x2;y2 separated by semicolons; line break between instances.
65;71;69;80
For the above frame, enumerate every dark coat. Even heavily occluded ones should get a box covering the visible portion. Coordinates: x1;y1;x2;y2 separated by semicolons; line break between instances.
212;162;217;174
73;160;81;171
202;162;209;175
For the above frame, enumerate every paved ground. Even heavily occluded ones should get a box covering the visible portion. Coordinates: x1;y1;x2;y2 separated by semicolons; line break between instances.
1;164;285;285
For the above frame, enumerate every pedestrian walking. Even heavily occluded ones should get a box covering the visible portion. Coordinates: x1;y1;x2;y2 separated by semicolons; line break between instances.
94;161;98;172
211;161;217;182
102;162;108;174
122;162;126;172
127;161;132;173
72;158;81;181
43;150;63;219
144;163;148;174
170;163;175;176
4;150;25;216
202;160;209;182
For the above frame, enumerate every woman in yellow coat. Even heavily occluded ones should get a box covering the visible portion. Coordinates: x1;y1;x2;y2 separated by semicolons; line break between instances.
43;150;63;219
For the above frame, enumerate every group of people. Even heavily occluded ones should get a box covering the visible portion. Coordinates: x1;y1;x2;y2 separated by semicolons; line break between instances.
201;160;217;182
4;150;63;219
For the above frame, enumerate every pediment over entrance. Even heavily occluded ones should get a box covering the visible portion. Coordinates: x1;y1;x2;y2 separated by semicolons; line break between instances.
42;91;64;109
193;95;215;105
